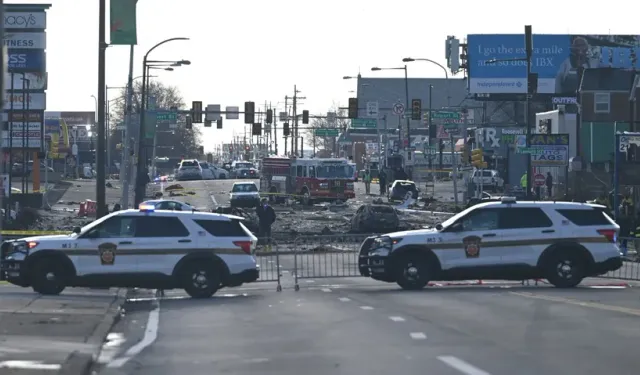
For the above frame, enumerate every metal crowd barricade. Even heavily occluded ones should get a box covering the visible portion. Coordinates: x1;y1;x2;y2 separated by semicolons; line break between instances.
254;237;284;291
292;234;373;291
597;236;640;281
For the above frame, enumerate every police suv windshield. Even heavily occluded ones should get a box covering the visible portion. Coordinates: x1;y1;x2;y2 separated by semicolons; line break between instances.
316;165;352;178
232;184;258;193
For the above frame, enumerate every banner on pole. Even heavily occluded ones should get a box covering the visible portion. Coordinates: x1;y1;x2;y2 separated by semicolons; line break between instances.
110;0;138;45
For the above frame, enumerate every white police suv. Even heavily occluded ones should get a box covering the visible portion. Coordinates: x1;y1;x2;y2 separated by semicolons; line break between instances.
358;197;623;289
0;205;259;298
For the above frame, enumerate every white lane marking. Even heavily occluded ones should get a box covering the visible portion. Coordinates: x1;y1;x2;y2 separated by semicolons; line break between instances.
409;332;427;340
0;361;61;370
437;356;491;375
107;296;161;368
389;316;405;322
360;306;374;310
321;288;332;292
338;297;351;302
210;194;218;207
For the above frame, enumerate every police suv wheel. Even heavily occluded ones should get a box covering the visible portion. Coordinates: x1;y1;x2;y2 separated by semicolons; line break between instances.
31;259;66;296
545;251;585;288
182;261;221;298
396;256;429;290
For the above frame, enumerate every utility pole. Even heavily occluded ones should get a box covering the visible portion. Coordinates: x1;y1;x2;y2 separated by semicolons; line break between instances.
96;0;107;217
525;25;533;199
271;102;278;155
284;95;288;156
293;86;298;156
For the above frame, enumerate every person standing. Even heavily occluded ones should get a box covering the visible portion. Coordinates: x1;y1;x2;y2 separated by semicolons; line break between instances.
545;172;553;199
255;198;276;249
378;168;387;195
364;169;372;195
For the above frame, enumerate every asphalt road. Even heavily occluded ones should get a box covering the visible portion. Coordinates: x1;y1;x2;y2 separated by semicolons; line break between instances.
96;276;640;375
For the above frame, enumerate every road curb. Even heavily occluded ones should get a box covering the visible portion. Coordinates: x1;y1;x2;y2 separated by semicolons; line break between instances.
57;288;128;375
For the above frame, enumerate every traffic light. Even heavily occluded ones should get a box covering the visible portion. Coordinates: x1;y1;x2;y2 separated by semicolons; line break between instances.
471;148;487;168
204;120;212;127
252;123;262;136
217;118;222;129
191;101;202;123
283;122;290;136
348;98;358;119
245;145;250;151
411;99;422;120
266;109;273;124
302;110;309;124
244;101;255;124
186;115;192;129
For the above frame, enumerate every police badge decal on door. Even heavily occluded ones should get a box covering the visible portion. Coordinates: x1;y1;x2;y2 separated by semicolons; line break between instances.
98;243;117;265
463;236;481;258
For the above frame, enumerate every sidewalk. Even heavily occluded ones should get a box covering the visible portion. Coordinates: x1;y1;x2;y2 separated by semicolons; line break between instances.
0;284;126;374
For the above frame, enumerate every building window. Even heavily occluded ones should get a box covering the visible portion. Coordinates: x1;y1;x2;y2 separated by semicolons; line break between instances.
594;92;610;113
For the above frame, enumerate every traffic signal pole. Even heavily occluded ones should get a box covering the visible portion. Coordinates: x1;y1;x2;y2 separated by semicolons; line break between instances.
525;25;533;199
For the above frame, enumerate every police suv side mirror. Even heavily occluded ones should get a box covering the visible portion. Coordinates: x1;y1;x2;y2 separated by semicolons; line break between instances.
435;223;443;231
73;226;81;234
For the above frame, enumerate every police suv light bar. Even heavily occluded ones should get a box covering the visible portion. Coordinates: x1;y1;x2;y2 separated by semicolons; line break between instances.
500;196;517;203
139;204;156;212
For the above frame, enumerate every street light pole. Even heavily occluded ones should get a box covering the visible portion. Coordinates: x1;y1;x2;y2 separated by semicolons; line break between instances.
403;65;410;162
134;37;189;207
96;0;107;217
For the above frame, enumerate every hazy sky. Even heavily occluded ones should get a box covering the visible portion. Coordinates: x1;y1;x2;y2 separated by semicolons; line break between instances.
10;0;638;152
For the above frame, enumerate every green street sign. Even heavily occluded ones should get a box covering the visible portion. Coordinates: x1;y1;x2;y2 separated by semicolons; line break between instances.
444;123;459;129
431;111;461;120
517;147;544;155
155;110;178;124
144;111;157;139
351;118;377;128
314;128;339;137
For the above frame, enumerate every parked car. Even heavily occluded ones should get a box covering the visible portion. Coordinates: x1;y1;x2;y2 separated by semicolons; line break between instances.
388;180;419;202
175;160;203;181
229;182;261;208
199;161;215;180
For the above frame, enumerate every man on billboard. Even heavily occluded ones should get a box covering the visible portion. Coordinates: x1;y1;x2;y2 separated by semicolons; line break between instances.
554;36;600;94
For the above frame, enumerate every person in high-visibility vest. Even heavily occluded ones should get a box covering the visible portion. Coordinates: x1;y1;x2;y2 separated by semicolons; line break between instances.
363;169;372;195
520;173;527;189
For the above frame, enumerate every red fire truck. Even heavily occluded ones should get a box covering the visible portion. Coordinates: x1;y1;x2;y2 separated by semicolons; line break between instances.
259;156;356;205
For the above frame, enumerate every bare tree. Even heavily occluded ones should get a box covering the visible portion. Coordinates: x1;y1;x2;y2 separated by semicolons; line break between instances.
108;81;202;159
303;103;349;154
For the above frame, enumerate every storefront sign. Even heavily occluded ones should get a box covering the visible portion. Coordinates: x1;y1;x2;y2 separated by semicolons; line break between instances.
5;72;47;90
8;50;45;70
4;32;46;49
3;92;45;110
4;12;46;29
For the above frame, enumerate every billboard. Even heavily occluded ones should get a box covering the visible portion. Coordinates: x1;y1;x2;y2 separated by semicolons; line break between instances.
467;34;640;94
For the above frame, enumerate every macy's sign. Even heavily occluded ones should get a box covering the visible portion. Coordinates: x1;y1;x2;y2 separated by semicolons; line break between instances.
3;12;46;29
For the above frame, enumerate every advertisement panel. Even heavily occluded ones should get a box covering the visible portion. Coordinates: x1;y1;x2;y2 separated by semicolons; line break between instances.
7;50;45;70
467;34;640;94
45;111;94;126
5;110;43;122
3;12;46;29
1;131;41;148
3;92;45;110
4;72;46;90
3;32;46;49
528;134;569;166
9;123;41;131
